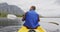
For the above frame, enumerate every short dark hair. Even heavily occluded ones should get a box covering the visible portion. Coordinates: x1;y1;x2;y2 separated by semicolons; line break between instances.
31;6;36;10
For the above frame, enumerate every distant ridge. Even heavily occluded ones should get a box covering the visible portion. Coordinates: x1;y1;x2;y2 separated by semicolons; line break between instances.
0;3;24;15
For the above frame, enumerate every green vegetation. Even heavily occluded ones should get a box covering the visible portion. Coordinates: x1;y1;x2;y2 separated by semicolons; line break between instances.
0;12;23;18
0;12;8;17
15;14;23;17
39;15;43;18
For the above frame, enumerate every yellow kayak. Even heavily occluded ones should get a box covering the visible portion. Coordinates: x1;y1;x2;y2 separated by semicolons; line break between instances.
18;26;46;32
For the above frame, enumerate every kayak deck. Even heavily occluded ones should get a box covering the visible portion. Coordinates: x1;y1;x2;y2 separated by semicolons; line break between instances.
18;26;46;32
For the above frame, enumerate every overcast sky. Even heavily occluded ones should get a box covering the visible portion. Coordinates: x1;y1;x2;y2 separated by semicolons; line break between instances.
0;0;60;17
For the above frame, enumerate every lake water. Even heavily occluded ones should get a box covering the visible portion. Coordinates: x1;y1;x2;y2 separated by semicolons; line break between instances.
40;18;60;32
0;18;60;32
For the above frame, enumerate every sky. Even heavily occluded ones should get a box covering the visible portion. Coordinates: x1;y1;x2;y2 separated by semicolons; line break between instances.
0;0;60;17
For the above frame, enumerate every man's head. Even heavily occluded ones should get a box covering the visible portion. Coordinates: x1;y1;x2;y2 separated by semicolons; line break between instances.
30;6;36;10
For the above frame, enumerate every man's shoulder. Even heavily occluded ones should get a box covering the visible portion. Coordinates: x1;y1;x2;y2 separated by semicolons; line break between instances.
34;11;39;15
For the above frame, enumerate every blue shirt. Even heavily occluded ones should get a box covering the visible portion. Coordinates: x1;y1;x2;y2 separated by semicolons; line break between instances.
24;10;39;29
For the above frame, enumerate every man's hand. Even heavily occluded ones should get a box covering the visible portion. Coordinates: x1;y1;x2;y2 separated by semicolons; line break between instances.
22;14;25;21
22;12;27;21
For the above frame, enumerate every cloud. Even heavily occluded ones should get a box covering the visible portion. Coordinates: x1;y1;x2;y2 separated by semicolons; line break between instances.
0;0;60;17
55;0;60;5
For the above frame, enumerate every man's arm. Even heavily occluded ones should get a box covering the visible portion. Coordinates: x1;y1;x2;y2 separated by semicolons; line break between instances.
22;13;27;21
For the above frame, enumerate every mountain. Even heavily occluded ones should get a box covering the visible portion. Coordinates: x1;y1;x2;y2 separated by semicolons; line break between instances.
0;3;24;15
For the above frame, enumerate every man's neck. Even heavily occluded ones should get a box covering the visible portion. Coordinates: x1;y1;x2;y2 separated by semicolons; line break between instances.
30;10;35;11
